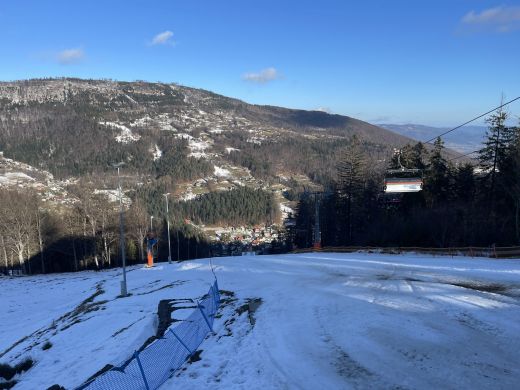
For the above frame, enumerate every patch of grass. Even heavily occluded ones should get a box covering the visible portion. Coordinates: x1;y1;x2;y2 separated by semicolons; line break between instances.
450;281;508;294
219;290;235;297
0;357;33;381
236;298;263;326
188;350;203;363
0;380;17;389
46;385;66;390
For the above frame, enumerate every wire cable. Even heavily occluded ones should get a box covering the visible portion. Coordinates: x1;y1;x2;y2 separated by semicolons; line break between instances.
423;96;520;144
447;149;480;162
372;97;519;170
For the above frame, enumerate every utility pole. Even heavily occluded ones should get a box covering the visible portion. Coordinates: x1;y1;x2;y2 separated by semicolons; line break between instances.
177;230;180;261
114;163;127;297
150;215;154;232
163;193;172;264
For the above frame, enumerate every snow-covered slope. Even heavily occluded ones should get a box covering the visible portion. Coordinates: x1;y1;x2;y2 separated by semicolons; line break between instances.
0;153;75;205
1;253;519;389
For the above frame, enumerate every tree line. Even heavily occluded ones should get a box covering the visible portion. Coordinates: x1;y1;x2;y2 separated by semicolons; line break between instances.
292;110;520;249
0;181;279;274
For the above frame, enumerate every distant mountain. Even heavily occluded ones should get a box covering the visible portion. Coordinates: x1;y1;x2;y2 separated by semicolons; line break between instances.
378;123;487;153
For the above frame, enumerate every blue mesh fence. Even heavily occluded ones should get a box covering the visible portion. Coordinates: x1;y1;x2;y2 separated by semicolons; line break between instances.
77;279;220;390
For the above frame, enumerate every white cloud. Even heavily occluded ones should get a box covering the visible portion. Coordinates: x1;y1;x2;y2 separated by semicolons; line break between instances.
57;48;85;64
151;30;174;45
462;6;520;32
242;67;281;84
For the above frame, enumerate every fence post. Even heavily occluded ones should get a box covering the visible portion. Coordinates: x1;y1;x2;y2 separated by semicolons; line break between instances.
134;351;150;390
197;299;213;332
169;329;193;356
214;281;220;308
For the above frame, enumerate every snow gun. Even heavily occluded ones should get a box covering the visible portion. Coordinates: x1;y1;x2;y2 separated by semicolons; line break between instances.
147;236;158;267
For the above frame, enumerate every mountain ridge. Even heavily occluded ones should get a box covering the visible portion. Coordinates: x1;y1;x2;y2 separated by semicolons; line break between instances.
0;78;461;217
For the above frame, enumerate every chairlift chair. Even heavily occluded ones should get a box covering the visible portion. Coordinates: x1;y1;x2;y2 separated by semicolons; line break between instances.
384;151;423;194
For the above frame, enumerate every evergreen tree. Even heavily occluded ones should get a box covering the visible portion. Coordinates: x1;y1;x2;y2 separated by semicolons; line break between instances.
337;136;365;244
453;163;475;203
424;137;450;207
478;108;514;205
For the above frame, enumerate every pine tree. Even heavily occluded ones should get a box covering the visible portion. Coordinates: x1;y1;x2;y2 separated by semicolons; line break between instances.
453;163;475;203
478;108;515;205
501;123;520;243
424;137;450;207
337;136;365;245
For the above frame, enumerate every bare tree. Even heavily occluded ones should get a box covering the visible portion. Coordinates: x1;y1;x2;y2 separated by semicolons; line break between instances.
63;208;82;271
35;202;46;273
73;185;102;269
99;200;118;267
127;198;149;263
0;189;37;274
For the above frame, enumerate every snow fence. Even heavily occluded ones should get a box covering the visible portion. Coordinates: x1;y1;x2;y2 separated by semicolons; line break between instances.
77;279;220;390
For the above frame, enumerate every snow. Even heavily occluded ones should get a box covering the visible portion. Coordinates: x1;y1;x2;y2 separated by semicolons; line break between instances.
174;133;193;141
93;189;131;205
279;203;294;216
152;144;162;161
225;147;240;154
124;94;137;104
188;151;208;159
188;139;212;159
179;187;197;201
246;137;263;145
0;155;75;205
188;139;211;152
130;115;153;127
0;172;35;185
214;165;231;178
2;253;520;389
99;121;141;143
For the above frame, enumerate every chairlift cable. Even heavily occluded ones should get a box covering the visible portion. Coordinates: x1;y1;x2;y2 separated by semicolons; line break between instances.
373;97;519;170
423;96;520;144
447;149;480;162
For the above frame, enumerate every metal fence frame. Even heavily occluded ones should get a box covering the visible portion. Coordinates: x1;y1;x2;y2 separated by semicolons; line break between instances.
77;279;220;390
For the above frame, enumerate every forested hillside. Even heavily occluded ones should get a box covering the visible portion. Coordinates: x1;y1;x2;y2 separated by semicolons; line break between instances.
0;78;502;276
293;109;520;248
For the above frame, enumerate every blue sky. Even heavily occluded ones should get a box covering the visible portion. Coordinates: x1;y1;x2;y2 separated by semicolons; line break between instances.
1;0;519;126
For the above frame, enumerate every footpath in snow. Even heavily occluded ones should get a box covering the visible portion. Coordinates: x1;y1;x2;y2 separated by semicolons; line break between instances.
1;253;520;389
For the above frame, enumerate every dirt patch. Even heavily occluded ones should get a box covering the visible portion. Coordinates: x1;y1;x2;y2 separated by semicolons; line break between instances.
335;348;373;380
135;281;184;296
156;298;198;338
46;385;66;390
41;341;52;351
188;350;203;363
111;316;146;338
236;298;262;326
0;357;33;389
448;281;509;294
220;296;262;339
